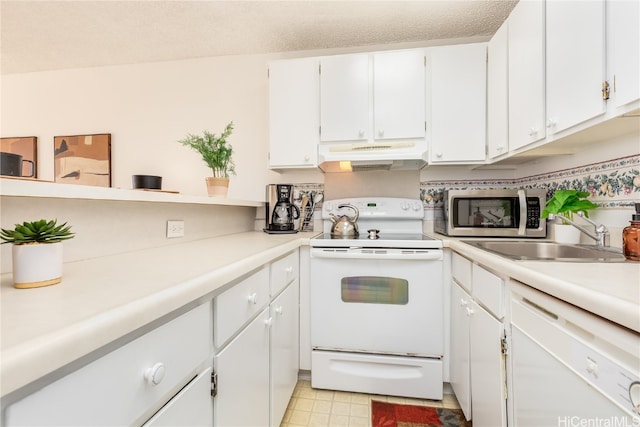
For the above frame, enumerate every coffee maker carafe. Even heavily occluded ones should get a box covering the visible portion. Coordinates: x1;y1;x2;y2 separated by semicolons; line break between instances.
264;184;300;234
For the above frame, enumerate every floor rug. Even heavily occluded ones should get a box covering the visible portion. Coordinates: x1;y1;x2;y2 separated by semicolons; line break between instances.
371;400;472;427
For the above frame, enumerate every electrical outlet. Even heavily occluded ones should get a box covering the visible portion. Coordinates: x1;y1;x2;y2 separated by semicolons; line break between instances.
166;220;185;238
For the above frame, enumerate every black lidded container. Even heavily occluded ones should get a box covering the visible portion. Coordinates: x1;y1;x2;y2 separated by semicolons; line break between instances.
132;175;162;190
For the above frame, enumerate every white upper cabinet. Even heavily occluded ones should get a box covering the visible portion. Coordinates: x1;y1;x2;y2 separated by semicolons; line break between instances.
487;20;509;159
546;0;606;135
372;50;426;140
268;57;320;169
508;0;545;151
428;43;487;163
608;0;640;111
320;50;426;143
320;53;370;142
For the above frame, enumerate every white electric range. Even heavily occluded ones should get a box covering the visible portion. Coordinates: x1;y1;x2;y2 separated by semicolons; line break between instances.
309;197;444;400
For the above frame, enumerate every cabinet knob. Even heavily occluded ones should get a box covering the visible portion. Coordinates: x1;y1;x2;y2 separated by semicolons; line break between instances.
497;145;504;152
436;152;443;158
247;292;258;305
358;130;365;138
546;118;556;129
285;266;293;274
459;298;468;307
528;127;538;137
304;155;310;162
465;307;475;316
275;306;283;315
377;129;384;138
144;362;166;386
264;317;273;327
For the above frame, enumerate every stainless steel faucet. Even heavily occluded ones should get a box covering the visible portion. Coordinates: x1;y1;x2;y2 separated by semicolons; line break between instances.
548;211;610;247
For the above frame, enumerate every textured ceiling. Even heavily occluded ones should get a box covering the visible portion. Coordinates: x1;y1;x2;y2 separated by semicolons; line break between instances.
0;0;518;75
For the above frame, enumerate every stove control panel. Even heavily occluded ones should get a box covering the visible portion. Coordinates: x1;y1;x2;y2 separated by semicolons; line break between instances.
322;197;424;220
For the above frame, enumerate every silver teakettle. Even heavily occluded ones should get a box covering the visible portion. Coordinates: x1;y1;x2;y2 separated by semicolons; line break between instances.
329;204;359;237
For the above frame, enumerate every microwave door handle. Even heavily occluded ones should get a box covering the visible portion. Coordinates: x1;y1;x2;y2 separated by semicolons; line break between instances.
517;190;527;236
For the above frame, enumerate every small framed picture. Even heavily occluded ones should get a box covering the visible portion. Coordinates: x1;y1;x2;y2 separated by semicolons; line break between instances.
54;133;111;187
0;136;37;178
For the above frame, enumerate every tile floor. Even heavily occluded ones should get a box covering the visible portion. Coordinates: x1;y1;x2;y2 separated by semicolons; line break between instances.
280;380;463;427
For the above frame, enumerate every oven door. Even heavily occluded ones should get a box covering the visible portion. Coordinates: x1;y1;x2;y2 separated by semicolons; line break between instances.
309;247;443;357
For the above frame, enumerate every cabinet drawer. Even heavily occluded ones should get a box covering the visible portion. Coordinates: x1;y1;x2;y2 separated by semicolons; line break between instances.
214;266;269;348
6;302;211;427
452;252;472;292
472;264;504;318
270;250;299;296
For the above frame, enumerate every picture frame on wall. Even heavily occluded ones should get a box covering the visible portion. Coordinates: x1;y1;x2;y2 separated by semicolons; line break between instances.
0;136;37;178
54;133;111;187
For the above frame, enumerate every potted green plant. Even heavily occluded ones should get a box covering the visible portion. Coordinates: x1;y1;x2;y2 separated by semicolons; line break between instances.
541;189;598;243
1;219;74;288
178;121;236;197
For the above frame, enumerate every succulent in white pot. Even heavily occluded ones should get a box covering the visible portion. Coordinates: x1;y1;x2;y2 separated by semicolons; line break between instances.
1;219;74;288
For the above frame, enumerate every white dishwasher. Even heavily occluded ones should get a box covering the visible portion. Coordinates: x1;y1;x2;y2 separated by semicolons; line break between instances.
510;281;640;424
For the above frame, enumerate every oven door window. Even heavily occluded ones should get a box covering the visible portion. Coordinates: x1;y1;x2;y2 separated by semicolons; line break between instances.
341;276;408;305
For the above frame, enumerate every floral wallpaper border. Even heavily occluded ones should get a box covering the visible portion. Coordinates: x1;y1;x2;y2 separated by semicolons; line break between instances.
420;154;640;209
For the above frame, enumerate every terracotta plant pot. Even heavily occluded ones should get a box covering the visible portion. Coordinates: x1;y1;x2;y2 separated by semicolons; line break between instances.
12;242;63;288
206;177;229;197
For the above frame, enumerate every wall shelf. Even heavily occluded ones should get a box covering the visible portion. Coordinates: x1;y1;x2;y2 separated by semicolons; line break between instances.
0;178;263;208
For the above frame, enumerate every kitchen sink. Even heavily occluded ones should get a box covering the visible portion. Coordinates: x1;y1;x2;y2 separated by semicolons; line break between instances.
463;240;627;262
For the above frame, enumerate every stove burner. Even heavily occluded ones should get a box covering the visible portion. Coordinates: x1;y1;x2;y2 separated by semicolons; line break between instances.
367;229;380;239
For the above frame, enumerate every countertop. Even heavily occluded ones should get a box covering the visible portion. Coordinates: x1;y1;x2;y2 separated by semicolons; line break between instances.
1;231;315;399
1;231;638;400
445;239;640;334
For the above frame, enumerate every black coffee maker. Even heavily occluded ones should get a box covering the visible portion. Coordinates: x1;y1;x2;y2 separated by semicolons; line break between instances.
264;184;300;234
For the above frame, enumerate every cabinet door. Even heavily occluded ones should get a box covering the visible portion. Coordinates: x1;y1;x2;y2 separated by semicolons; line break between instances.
142;368;213;427
429;43;487;163
449;283;471;421
508;0;545;150
469;301;507;427
320;54;369;142
373;50;426;140
546;0;606;134
609;0;640;109
214;308;270;427
270;281;300;427
487;20;509;159
268;58;320;168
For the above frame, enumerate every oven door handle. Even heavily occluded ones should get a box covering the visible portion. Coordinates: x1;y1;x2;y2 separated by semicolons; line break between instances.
310;248;443;261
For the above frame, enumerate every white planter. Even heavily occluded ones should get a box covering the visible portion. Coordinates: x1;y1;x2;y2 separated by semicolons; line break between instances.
12;242;63;289
552;223;581;245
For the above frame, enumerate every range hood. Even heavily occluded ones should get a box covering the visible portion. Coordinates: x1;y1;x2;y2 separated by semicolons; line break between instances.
318;140;428;172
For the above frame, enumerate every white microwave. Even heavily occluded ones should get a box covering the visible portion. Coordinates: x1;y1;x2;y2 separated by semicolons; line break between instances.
434;189;547;238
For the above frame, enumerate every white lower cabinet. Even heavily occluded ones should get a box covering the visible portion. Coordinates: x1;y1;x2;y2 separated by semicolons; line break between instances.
450;282;472;419
270;281;300;427
449;253;507;427
214;307;271;427
213;250;300;427
5;302;212;427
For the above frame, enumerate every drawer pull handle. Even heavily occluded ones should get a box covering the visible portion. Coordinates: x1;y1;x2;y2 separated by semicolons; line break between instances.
144;362;166;386
247;293;258;305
